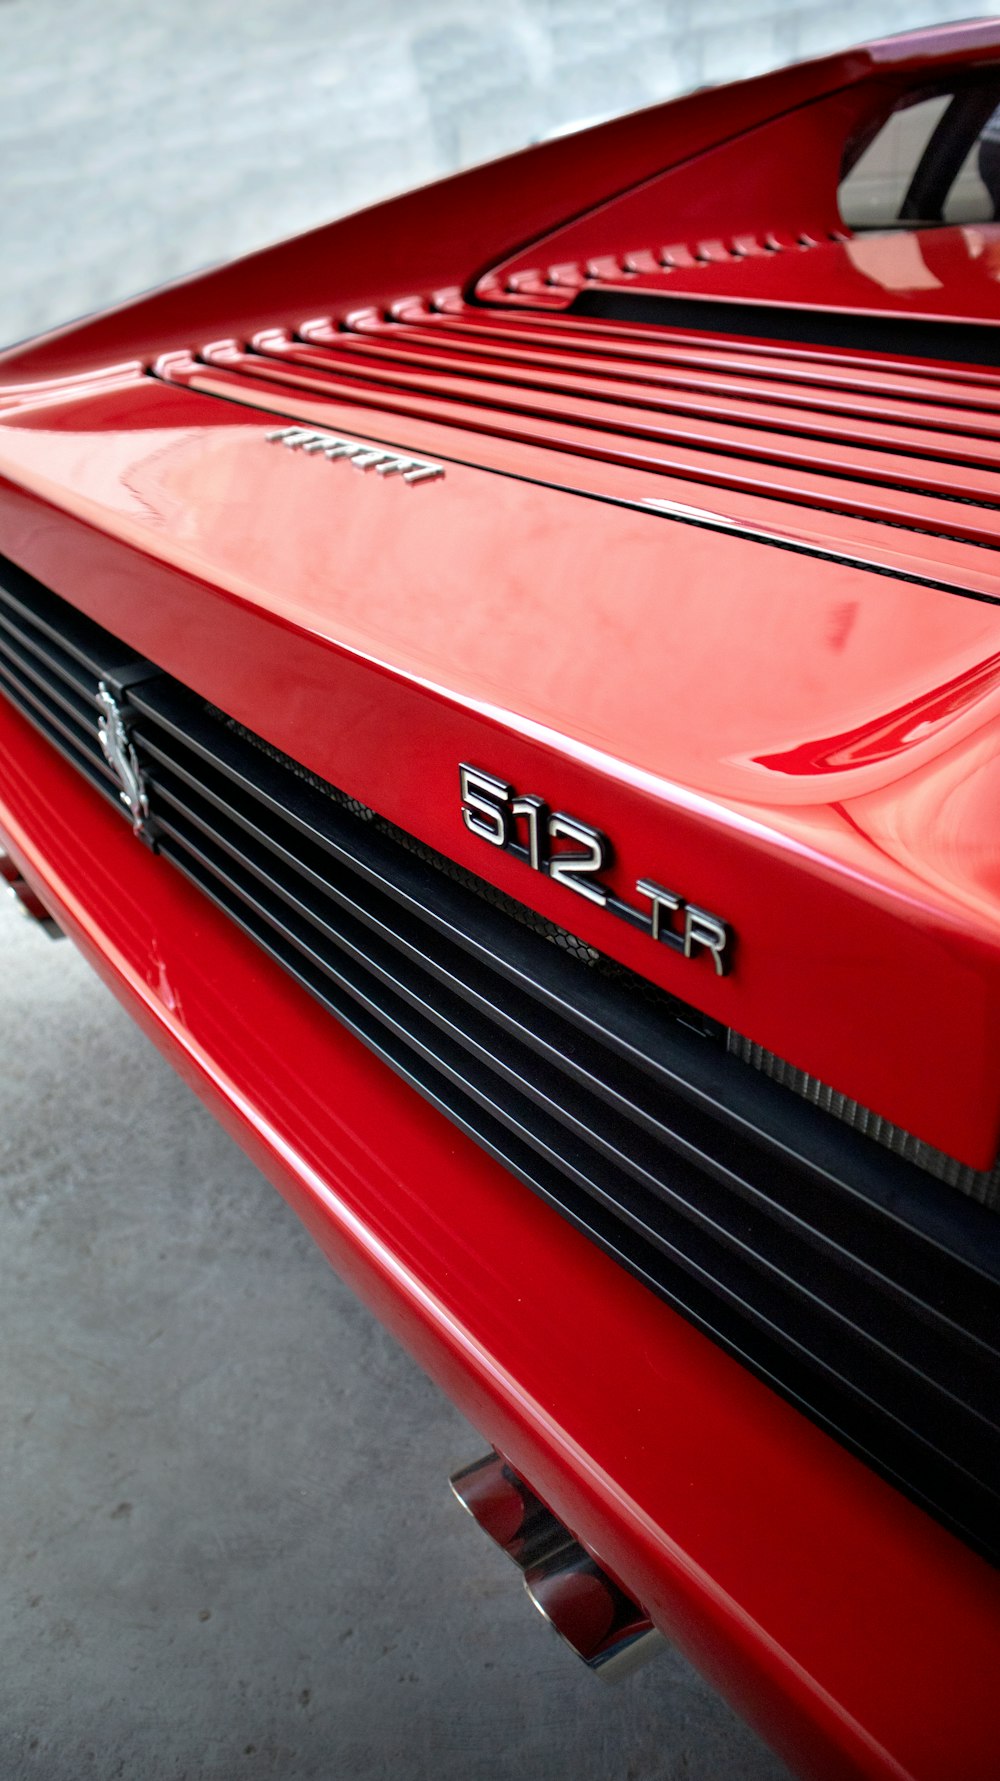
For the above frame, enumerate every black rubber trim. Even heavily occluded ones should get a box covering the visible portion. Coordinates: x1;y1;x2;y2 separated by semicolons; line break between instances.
569;290;1000;368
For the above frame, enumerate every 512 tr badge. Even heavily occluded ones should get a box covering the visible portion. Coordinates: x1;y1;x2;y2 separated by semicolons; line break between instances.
459;765;732;976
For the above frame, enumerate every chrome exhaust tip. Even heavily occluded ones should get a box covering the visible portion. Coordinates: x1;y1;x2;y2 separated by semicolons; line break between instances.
0;854;63;938
449;1450;664;1680
523;1544;665;1681
449;1451;574;1572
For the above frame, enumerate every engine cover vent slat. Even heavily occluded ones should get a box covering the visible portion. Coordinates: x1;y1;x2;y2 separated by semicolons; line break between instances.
152;302;1000;605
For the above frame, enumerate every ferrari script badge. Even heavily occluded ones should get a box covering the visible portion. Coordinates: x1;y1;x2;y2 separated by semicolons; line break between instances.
266;426;444;483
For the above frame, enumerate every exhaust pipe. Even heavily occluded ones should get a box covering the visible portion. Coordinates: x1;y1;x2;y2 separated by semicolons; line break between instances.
450;1450;664;1680
0;853;63;938
450;1451;573;1571
522;1544;665;1681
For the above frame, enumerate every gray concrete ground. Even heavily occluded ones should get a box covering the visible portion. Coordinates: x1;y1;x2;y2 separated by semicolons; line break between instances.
0;2;981;1775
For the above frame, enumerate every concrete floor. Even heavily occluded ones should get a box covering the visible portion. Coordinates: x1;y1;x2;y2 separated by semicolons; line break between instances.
1;1;974;1773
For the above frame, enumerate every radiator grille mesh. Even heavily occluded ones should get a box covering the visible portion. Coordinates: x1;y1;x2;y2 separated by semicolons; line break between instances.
729;1031;1000;1209
3;552;1000;1563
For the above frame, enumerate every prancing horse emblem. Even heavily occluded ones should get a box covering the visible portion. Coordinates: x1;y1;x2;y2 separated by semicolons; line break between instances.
96;681;149;835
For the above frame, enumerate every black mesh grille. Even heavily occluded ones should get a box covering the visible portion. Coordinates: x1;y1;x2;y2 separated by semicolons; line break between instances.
2;552;1000;1566
730;1029;1000;1208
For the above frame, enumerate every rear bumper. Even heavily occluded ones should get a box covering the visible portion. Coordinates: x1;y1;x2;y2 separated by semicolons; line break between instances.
2;688;998;1781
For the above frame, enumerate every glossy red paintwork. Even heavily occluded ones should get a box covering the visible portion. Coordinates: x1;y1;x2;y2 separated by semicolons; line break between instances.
2;695;999;1781
3;23;1000;1779
490;225;1000;324
2;375;1000;1164
170;326;1000;538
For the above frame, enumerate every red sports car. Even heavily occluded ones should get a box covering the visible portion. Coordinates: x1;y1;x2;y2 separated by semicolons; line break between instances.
2;20;999;1778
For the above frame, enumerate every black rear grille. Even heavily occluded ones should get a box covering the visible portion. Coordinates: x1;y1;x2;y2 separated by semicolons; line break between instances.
0;567;139;808
2;554;1000;1565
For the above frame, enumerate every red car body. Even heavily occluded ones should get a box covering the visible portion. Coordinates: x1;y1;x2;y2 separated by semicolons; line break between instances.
2;21;1000;1778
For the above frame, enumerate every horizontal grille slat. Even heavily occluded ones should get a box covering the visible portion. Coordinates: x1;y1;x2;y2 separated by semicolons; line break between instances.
0;558;156;805
310;321;1000;450
146;777;1000;1461
0;653;115;794
0;674;112;800
136;726;999;1374
0;625;103;732
0;560;145;683
299;311;1000;497
153;820;1000;1549
155;311;1000;600
3;552;1000;1564
414;291;1000;386
209;337;1000;503
0;602;98;704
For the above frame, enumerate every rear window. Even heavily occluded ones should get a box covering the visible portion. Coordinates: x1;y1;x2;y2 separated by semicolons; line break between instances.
839;83;1000;230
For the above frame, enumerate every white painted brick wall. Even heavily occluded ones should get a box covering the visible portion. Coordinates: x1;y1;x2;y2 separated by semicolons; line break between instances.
0;0;986;344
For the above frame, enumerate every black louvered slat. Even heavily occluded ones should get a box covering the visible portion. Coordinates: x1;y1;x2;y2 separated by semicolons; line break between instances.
126;683;1000;1327
0;558;161;813
0;601;97;705
2;552;1000;1565
143;771;1000;1457
0;653;117;801
152;816;1000;1557
133;717;998;1381
0;624;104;733
0;557;145;683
